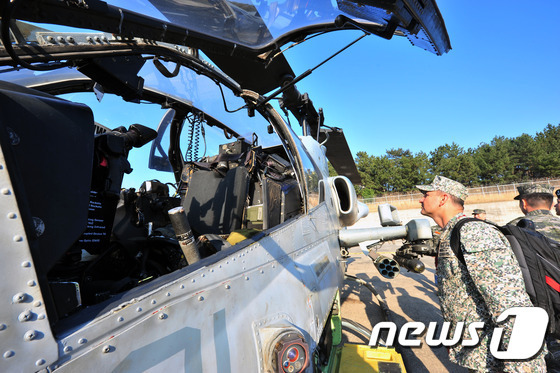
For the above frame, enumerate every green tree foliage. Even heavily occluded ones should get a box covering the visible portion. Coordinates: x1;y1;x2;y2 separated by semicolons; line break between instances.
355;151;393;197
474;136;514;183
386;148;431;190
533;124;560;177
354;123;560;195
355;149;430;197
510;133;536;180
429;143;463;180
428;143;479;185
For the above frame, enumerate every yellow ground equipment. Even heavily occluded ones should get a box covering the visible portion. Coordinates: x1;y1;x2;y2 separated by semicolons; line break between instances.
338;344;406;373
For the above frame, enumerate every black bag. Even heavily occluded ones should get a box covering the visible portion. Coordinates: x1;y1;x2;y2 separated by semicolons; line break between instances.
450;217;560;338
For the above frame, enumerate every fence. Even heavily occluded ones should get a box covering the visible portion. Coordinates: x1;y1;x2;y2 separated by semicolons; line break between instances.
359;179;560;206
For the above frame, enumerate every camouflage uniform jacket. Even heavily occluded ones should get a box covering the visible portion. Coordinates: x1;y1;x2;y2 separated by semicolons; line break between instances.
508;209;560;242
437;213;546;372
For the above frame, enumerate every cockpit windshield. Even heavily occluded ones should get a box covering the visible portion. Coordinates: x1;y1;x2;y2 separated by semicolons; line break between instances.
104;0;449;55
141;58;281;149
0;48;283;191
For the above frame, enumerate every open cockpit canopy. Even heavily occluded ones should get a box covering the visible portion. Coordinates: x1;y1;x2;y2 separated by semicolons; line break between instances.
1;0;450;93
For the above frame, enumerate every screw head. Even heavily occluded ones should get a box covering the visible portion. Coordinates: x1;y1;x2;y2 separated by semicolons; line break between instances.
24;330;37;341
3;350;15;359
18;310;32;322
12;293;27;303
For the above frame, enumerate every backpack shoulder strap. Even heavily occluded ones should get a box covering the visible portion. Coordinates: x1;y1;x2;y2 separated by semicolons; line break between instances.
450;218;497;266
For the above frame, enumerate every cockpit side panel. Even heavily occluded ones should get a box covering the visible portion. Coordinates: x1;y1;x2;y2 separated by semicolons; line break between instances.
50;204;341;372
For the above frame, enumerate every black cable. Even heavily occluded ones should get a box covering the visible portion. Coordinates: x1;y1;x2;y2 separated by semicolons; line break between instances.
185;114;195;162
185;111;206;161
281;104;292;128
1;0;67;71
217;82;246;113
200;122;206;159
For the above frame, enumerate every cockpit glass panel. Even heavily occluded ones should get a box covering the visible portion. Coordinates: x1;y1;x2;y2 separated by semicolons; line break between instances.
0;60;281;189
141;60;280;148
302;155;321;209
104;0;394;49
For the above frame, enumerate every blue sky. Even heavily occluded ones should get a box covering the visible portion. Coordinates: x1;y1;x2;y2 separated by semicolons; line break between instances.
43;0;559;189
281;0;560;158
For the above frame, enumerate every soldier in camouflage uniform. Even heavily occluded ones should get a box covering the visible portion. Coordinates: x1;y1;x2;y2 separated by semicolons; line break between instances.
472;208;487;220
508;184;560;242
472;208;497;225
510;185;560;371
417;176;546;372
429;225;443;250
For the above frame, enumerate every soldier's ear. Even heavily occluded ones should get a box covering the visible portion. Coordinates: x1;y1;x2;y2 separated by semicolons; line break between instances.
439;193;449;207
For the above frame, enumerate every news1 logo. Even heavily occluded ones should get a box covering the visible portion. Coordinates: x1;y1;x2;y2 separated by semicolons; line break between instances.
368;307;548;359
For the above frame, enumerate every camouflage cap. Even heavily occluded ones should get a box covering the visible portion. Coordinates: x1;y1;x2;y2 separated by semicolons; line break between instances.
472;209;486;214
513;184;554;200
416;176;468;201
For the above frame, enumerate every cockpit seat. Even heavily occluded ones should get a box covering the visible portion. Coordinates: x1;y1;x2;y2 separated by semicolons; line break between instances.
182;166;249;236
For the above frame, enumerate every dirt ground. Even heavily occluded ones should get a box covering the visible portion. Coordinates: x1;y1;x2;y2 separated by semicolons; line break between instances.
340;242;468;373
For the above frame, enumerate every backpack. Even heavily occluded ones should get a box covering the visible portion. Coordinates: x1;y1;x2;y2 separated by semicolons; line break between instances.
450;217;560;338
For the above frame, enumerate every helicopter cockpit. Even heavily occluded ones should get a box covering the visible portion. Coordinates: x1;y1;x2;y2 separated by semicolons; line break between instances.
0;1;450;370
0;36;318;328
